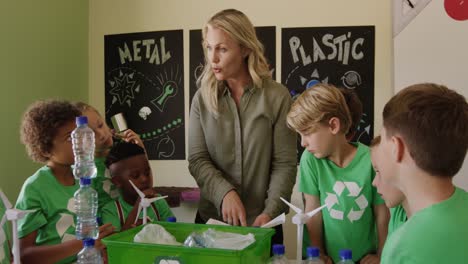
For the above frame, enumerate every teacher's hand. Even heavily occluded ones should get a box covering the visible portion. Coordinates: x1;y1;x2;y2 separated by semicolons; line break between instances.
221;190;247;226
251;213;271;227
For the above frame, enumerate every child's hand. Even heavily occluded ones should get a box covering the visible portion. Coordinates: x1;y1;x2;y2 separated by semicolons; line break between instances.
94;223;115;250
361;254;380;264
113;129;145;149
142;188;157;198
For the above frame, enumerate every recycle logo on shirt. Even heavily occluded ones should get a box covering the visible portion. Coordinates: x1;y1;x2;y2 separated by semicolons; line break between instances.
325;181;368;222
55;198;76;242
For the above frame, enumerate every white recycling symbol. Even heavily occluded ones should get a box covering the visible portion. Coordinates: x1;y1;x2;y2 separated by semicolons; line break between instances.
325;181;368;222
56;198;76;242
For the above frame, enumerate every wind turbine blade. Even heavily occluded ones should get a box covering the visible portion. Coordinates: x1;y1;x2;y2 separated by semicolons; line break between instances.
22;209;36;214
134;205;142;224
305;204;327;219
280;197;302;214
146;195;168;203
0;190;12;209
0;215;6;227
143;207;147;225
128;180;145;198
261;213;285;228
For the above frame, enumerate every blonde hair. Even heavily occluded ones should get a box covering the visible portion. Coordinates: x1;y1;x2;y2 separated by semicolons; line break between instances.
74;101;99;115
198;9;271;115
287;84;352;135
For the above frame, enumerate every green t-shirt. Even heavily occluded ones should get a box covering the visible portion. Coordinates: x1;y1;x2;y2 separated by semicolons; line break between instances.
299;143;384;263
101;194;174;231
0;194;11;264
387;205;407;239
92;157;119;213
381;187;468;263
15;166;79;264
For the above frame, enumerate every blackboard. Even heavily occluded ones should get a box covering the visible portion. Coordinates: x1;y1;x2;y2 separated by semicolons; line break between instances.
189;26;276;105
282;26;375;161
104;30;185;160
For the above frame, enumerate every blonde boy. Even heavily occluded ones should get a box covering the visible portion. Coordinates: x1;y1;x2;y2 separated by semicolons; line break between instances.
287;84;389;263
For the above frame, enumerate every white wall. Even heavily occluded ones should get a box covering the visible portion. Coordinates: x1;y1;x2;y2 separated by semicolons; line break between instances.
89;0;393;189
89;0;392;258
393;1;468;190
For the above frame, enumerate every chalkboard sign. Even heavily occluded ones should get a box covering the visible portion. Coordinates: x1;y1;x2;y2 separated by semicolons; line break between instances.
104;30;185;160
189;26;276;105
282;26;375;161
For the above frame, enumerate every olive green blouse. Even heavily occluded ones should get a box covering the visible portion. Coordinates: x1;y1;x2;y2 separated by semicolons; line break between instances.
188;78;297;224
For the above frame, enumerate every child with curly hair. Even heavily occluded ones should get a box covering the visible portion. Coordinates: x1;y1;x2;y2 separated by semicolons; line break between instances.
16;100;114;264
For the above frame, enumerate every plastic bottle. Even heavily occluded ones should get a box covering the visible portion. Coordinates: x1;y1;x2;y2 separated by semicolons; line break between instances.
72;116;97;179
77;239;103;264
337;249;355;264
167;216;177;222
269;244;289;264
304;246;324;264
75;178;99;239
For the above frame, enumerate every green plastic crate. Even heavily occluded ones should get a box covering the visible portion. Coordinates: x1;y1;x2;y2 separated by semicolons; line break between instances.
103;221;275;264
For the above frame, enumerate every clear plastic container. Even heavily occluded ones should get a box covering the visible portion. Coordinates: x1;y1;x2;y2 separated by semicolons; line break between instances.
72;116;97;179
75;178;99;239
337;249;355;264
269;244;289;264
304;246;324;264
77;239;103;264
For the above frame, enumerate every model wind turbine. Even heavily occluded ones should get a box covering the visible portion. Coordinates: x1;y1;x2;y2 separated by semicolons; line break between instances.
0;190;35;264
128;180;168;224
280;197;327;264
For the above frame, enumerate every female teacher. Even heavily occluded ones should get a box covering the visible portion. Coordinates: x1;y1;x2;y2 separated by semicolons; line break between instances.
188;9;297;242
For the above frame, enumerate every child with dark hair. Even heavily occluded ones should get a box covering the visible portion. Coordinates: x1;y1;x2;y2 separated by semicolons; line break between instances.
16;100;114;264
377;83;468;263
101;141;173;231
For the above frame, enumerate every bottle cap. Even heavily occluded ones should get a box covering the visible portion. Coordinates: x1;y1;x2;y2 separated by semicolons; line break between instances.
272;244;285;255
83;238;95;247
167;216;177;222
339;249;352;260
79;177;91;186
307;246;320;258
76;116;88;126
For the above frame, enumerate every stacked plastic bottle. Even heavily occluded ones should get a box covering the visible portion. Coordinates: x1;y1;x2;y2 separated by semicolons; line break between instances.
77;239;103;264
304;246;324;264
337;249;355;264
72;116;100;263
269;244;289;264
72;116;97;180
74;177;99;239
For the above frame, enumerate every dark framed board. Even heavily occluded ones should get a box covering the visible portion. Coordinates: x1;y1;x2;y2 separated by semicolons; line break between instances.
105;30;185;160
282;26;375;161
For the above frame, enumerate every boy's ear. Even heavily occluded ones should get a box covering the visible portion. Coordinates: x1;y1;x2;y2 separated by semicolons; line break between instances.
391;135;405;163
328;117;341;135
110;176;121;187
42;150;51;159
